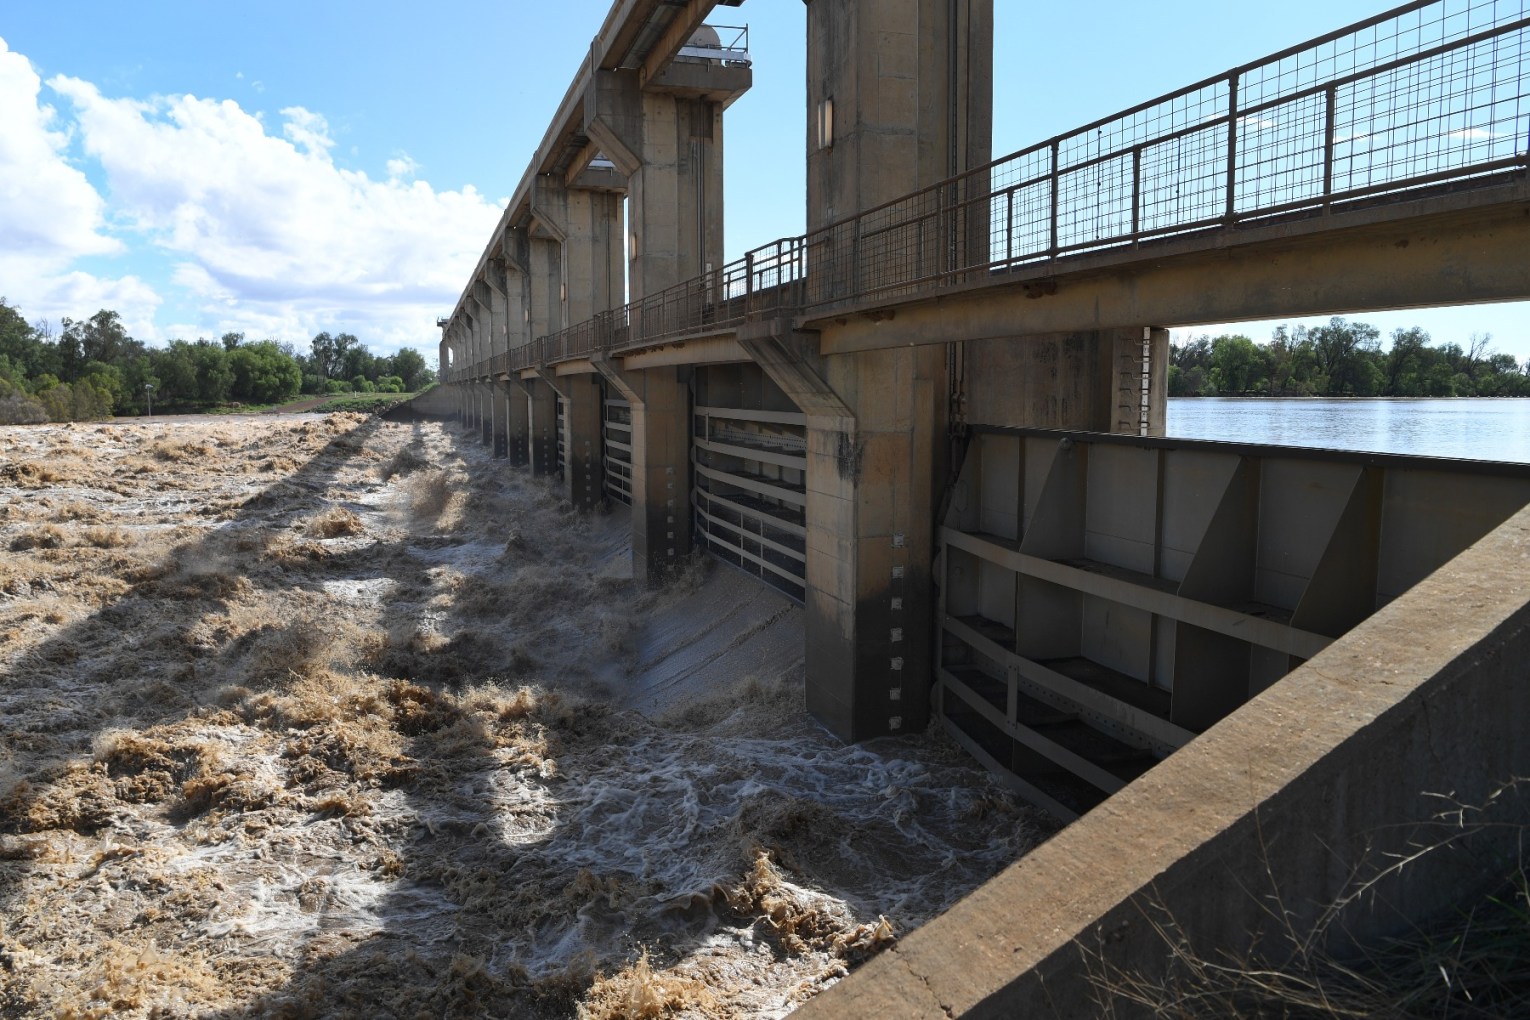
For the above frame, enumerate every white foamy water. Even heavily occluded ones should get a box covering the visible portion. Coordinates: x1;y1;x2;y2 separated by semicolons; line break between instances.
0;415;1045;1019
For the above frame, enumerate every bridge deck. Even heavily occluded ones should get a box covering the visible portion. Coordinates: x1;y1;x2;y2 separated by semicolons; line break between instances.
450;0;1530;383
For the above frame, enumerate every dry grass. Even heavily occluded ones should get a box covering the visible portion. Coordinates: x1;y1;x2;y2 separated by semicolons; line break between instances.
79;526;133;549
1084;781;1530;1019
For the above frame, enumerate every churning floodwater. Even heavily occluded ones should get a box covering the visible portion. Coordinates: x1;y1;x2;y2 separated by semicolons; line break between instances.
1168;398;1530;463
0;416;1046;1020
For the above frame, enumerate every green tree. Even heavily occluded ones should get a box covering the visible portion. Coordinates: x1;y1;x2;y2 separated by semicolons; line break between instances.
387;347;432;390
151;342;199;405
0;299;58;380
229;341;302;403
310;331;361;381
1308;317;1382;395
1208;334;1261;394
187;340;233;403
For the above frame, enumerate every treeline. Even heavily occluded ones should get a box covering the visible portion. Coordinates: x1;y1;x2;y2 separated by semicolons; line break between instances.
1171;318;1530;398
0;299;435;423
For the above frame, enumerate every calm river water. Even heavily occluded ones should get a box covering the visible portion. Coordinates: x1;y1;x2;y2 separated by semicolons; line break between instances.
1167;398;1530;464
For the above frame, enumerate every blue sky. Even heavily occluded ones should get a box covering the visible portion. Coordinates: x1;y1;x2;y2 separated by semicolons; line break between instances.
2;0;1525;359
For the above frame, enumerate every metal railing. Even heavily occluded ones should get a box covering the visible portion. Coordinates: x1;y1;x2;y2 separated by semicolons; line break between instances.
445;0;1528;383
678;24;751;66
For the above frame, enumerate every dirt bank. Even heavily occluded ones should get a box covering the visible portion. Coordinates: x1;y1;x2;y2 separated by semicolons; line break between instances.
0;415;1044;1019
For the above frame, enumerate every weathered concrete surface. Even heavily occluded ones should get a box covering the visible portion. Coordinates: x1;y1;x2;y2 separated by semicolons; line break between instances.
793;502;1530;1018
592;356;694;583
396;385;458;419
963;328;1168;434
540;369;604;510
806;0;993;230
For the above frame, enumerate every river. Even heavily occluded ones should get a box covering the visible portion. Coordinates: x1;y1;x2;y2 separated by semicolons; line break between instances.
1167;397;1530;463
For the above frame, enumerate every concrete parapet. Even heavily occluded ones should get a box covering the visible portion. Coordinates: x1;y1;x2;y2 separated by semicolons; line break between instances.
793;502;1530;1018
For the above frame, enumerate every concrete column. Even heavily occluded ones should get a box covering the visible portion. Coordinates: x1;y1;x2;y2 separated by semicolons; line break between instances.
527;235;562;342
459;324;477;432
465;306;482;376
806;0;993;298
740;325;946;742
500;226;533;356
585;61;749;300
539;370;604;510
531;177;624;325
446;324;465;423
504;379;530;468
806;0;993;229
479;379;493;446
485;266;508;362
593;356;693;583
490;379;509;459
520;376;559;478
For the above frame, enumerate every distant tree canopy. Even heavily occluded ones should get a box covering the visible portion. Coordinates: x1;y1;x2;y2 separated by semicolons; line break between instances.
1170;317;1529;398
0;298;436;423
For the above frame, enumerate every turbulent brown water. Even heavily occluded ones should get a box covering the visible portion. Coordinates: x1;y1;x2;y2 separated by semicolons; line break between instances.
0;414;1044;1018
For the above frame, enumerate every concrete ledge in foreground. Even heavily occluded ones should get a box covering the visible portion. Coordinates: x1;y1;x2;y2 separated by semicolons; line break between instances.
794;502;1530;1018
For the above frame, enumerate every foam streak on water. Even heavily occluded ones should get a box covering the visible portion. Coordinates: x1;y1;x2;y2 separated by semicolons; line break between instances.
0;416;1044;1019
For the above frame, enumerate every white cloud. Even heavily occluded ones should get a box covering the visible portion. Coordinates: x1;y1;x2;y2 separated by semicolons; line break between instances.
0;36;156;330
280;105;334;154
42;72;503;354
1448;127;1502;140
0;40;119;263
22;272;162;340
386;154;421;179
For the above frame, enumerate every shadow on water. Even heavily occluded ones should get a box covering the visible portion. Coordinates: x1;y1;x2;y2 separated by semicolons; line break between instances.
0;414;1043;1019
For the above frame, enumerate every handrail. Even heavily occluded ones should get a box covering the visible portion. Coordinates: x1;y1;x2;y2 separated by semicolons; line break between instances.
446;0;1529;383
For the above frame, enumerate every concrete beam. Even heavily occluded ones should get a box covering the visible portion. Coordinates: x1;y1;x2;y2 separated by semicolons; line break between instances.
809;193;1530;356
620;335;750;370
